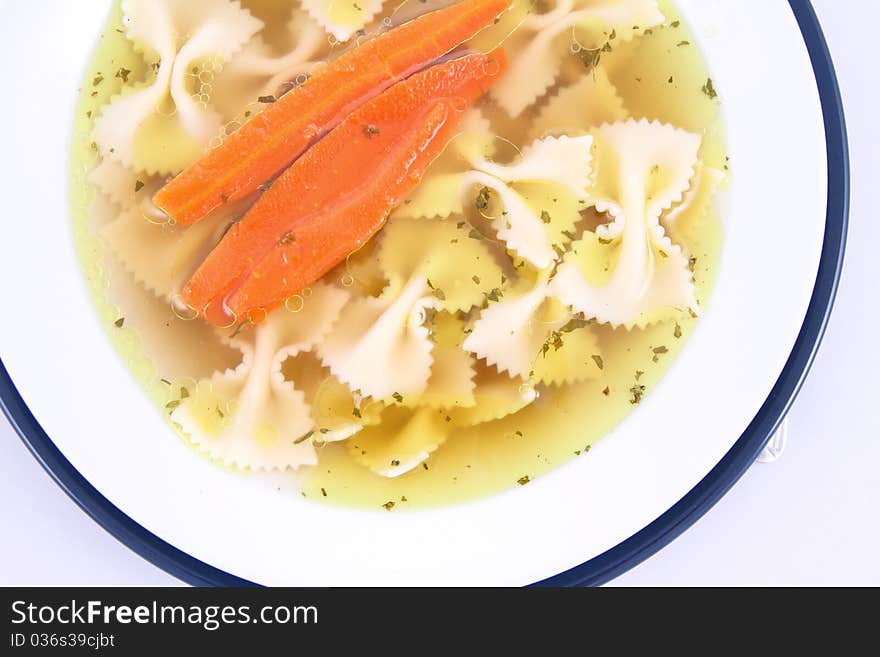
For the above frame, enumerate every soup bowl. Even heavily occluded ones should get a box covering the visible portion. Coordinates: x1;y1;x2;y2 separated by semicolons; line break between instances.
0;0;847;585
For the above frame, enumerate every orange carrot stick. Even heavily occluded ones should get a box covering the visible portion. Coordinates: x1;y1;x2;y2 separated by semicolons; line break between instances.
153;0;511;226
182;50;507;325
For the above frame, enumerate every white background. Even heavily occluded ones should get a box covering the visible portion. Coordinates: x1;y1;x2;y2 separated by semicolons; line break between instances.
1;0;877;586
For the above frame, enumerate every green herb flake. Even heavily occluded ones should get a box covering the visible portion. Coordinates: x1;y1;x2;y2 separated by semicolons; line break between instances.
635;370;644;381
165;400;181;411
390;459;400;467
472;275;481;285
179;387;190;399
602;386;610;396
134;180;144;193
321;487;328;497
92;74;104;86
382;501;395;511
676;40;690;47
363;124;380;139
352;407;362;419
673;322;683;339
517;475;531;486
229;318;251;339
293;430;314;445
432;288;446;301
577;47;601;73
114;317;125;328
278;231;295;246
115;67;131;83
671;20;681;27
422;462;429;470
391;392;404;403
702;77;718;100
591;354;604;370
258;95;276;103
540;210;552;224
629;384;646;405
258;179;274;192
160;378;171;386
485;287;503;302
475;185;491;210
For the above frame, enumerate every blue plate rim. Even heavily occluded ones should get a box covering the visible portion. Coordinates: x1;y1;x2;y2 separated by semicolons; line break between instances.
0;0;848;587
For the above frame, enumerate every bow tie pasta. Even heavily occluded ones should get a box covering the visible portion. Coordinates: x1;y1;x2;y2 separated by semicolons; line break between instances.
170;282;350;470
211;8;328;120
553;120;720;328
93;0;263;174
318;216;504;402
399;118;593;269
463;278;603;385
479;0;664;117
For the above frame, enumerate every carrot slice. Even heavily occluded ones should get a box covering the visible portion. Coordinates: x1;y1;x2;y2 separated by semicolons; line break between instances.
182;50;507;326
153;0;511;226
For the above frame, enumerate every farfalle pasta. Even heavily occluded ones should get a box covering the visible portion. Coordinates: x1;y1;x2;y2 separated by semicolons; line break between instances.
211;8;328;119
400;124;593;269
553;120;707;328
463;277;602;385
318;216;503;401
483;0;664;117
93;0;263;173
75;0;727;507
171;282;350;470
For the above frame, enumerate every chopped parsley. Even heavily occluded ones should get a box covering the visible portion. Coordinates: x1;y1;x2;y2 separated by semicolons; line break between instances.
702;77;718;100
293;430;314;445
629;384;646;405
475;186;491;210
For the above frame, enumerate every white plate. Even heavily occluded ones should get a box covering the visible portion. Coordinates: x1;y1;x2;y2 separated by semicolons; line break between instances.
0;0;846;585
